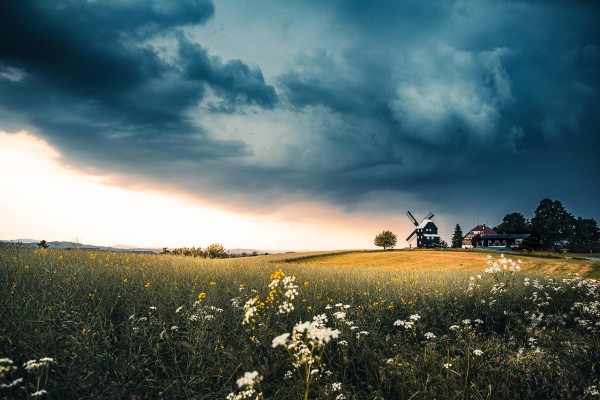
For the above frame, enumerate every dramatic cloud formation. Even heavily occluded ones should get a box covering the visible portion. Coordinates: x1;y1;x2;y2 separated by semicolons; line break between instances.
1;0;599;243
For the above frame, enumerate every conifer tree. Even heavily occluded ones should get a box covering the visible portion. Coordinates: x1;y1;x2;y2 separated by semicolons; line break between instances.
451;224;463;248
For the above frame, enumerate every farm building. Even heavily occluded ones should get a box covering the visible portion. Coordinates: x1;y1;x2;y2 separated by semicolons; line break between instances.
462;225;497;248
406;211;441;249
480;234;531;249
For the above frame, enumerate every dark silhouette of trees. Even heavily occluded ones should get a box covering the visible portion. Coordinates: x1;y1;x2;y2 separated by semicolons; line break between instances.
570;217;600;252
494;212;530;234
530;199;576;249
37;240;49;249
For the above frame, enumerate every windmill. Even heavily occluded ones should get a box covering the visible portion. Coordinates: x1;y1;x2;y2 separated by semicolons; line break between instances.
406;211;440;249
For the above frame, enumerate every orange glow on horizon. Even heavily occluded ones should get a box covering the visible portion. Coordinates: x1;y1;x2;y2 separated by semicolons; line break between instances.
0;130;402;250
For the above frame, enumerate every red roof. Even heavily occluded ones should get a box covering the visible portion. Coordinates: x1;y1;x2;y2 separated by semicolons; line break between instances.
468;225;497;235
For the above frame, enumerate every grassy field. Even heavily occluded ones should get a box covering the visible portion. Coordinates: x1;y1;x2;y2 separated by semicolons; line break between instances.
1;247;600;399
280;249;599;277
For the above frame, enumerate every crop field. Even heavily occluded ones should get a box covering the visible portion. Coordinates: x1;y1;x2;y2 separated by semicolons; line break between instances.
1;247;600;399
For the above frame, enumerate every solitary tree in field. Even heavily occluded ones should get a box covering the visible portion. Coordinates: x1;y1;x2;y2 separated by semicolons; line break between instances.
451;224;463;248
374;230;397;250
37;240;49;249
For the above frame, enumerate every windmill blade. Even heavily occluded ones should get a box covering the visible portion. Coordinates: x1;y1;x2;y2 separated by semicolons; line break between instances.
406;211;418;226
422;211;434;222
406;230;417;242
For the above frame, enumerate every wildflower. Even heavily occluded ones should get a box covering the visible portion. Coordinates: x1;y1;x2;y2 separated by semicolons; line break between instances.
149;306;157;311
210;281;216;286
409;314;421;321
272;333;291;348
356;330;370;339
443;363;452;369
175;306;184;313
242;297;258;325
278;301;294;314
227;371;263;400
424;332;436;340
584;386;600;396
293;315;340;345
332;311;346;320
462;319;471;325
197;292;206;301
31;390;48;397
236;370;260;388
473;349;484;356
0;377;23;389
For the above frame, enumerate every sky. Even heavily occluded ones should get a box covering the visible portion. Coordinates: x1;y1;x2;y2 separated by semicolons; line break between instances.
0;1;599;250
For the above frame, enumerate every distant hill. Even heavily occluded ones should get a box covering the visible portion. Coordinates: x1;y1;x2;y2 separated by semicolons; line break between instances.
0;239;159;254
0;240;287;255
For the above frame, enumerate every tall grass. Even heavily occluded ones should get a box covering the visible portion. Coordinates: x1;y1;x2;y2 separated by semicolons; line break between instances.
1;247;599;399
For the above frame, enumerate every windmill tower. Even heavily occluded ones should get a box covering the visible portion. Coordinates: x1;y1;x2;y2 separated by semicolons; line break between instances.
406;211;440;249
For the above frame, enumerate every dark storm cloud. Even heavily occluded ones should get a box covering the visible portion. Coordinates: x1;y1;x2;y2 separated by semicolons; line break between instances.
0;0;275;170
0;0;599;226
273;0;600;221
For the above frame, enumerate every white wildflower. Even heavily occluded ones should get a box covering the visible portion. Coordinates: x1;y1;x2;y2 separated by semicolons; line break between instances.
272;333;290;348
236;370;260;388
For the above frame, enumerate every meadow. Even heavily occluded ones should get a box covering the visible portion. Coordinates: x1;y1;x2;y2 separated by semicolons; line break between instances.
1;247;599;399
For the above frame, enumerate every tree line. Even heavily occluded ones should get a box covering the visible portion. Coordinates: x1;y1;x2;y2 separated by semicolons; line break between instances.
451;198;599;252
161;243;263;259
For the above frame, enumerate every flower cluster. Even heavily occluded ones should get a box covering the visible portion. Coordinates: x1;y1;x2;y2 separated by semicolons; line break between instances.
272;314;341;352
484;253;521;274
393;314;421;329
23;358;55;374
226;370;263;400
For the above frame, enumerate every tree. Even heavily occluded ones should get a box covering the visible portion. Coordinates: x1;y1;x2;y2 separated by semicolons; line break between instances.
451;224;463;248
374;230;397;250
206;243;226;259
518;235;541;252
570;217;600;252
440;239;449;249
494;212;530;234
530;199;576;249
37;240;49;249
